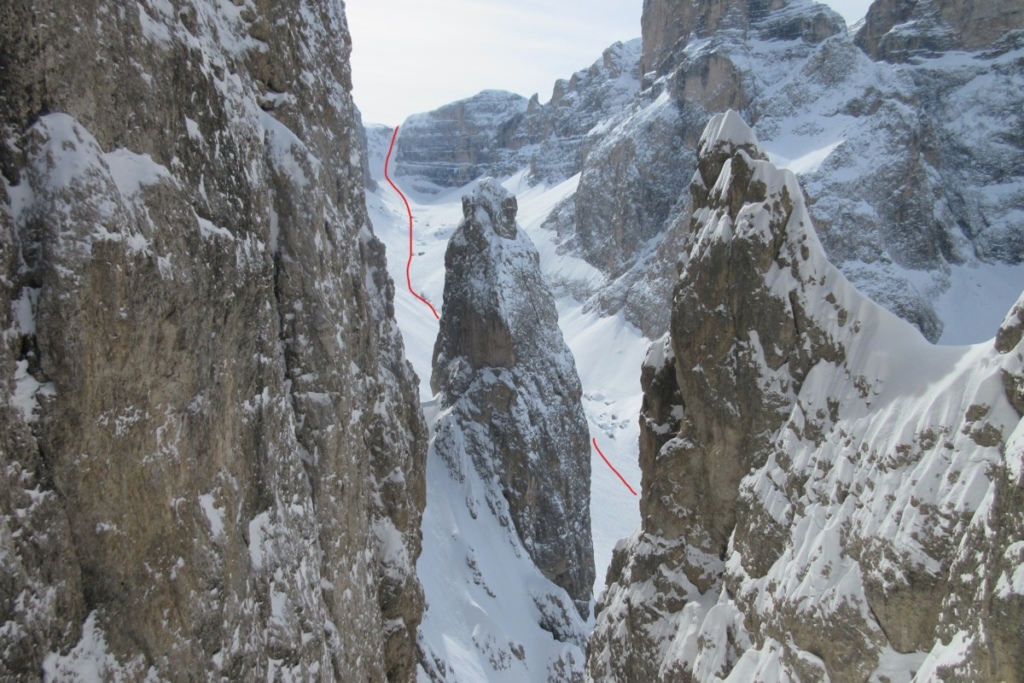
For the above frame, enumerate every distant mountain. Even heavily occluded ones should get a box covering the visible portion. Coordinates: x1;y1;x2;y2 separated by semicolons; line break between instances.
393;40;642;193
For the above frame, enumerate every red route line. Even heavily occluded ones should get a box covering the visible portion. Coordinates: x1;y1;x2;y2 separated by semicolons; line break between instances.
384;125;440;320
592;438;638;496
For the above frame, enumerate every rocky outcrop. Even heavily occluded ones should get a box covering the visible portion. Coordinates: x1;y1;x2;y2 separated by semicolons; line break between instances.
1;2;425;681
587;110;1024;682
430;179;594;615
856;0;1024;61
414;179;594;681
393;40;641;191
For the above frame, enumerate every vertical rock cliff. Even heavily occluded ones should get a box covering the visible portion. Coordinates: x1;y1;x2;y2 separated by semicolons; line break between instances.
417;179;593;681
1;2;426;680
856;0;1024;60
587;111;1024;682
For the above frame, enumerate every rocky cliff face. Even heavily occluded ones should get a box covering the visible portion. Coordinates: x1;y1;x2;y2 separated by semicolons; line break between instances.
856;0;1024;60
586;111;1024;682
639;0;840;77
393;40;641;192
1;2;426;681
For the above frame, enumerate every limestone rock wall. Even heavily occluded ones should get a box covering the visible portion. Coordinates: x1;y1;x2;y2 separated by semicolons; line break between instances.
856;0;1024;60
0;1;426;681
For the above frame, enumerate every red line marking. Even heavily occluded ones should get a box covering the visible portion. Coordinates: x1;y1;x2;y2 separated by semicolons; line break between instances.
384;126;440;320
592;438;638;496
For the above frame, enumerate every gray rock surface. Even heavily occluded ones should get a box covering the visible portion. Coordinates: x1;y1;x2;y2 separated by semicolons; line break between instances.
586;110;1024;683
0;1;425;680
430;179;595;617
639;0;840;77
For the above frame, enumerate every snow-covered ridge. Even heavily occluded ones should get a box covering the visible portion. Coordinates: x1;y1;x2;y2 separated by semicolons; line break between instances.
587;110;1024;682
538;0;1024;343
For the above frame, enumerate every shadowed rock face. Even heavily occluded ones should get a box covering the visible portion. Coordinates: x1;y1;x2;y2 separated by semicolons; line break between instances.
431;179;595;618
0;2;426;681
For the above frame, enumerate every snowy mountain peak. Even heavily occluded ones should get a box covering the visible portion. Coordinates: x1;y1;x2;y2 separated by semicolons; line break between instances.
461;177;518;240
587;108;1024;682
698;109;761;156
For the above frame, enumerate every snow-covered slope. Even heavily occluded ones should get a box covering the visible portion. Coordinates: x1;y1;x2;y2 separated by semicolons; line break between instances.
587;110;1024;683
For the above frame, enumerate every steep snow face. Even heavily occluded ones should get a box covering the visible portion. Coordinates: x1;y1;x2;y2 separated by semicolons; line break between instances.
393;40;641;193
587;111;1024;683
418;179;594;681
1;2;426;680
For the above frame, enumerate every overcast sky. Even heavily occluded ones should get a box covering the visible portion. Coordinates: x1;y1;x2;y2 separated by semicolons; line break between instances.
345;0;876;126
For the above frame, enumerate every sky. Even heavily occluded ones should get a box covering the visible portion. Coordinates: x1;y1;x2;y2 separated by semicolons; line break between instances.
345;0;875;126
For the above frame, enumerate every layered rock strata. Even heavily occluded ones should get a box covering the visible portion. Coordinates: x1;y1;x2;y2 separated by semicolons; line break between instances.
856;0;1024;60
587;111;1024;682
1;1;425;680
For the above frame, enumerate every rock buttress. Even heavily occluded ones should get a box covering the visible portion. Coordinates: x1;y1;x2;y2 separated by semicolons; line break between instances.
431;179;595;618
0;2;426;680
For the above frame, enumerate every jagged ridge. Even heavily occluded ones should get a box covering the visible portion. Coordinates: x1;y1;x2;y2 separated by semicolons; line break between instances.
587;110;1024;682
